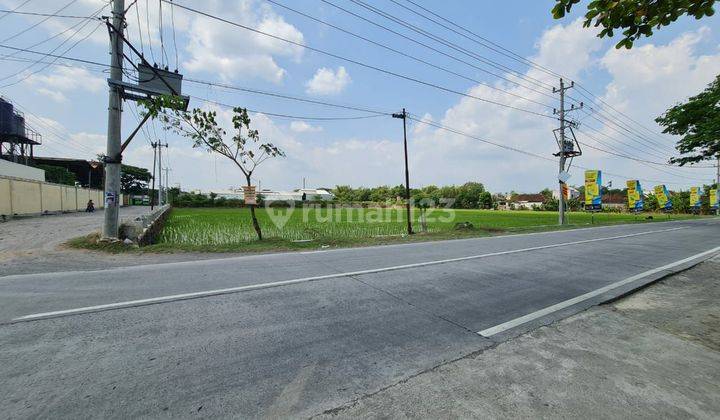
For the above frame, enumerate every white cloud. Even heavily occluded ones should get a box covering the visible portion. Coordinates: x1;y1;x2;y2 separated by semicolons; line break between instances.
24;67;105;102
182;0;304;83
305;66;351;95
289;121;323;133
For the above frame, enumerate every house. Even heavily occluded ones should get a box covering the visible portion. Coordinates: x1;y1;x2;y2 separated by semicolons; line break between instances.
497;193;546;210
210;187;336;202
603;193;627;210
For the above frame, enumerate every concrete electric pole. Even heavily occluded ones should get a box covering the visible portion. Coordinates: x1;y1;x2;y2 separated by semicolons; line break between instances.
102;0;125;239
552;79;582;225
392;108;413;235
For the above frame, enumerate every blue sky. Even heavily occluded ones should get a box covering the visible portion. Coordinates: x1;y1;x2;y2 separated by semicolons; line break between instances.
1;0;719;193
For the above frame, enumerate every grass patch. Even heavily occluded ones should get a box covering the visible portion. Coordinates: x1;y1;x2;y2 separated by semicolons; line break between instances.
67;207;704;254
157;208;700;251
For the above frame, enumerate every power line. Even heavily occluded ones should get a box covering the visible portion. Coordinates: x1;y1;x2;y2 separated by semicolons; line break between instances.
0;10;96;19
348;0;555;91
0;20;103;88
163;1;555;120
387;0;684;160
0;0;34;21
0;2;108;82
263;0;554;110
398;0;563;80
407;114;700;186
319;0;557;102
190;95;388;121
1;0;79;43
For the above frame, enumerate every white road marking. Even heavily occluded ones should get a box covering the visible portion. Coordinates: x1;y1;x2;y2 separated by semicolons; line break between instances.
478;245;720;337
11;226;688;322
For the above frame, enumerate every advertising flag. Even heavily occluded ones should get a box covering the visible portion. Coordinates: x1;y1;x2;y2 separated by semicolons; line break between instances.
626;180;643;211
710;189;718;210
584;170;602;211
690;187;702;208
654;185;672;211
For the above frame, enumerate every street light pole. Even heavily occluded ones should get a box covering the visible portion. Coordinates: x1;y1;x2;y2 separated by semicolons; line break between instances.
393;108;413;235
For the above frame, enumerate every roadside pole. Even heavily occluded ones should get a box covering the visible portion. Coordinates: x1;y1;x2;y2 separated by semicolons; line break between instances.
393;108;413;235
716;156;719;215
101;0;125;239
150;142;157;210
158;141;163;205
552;78;581;225
557;79;567;225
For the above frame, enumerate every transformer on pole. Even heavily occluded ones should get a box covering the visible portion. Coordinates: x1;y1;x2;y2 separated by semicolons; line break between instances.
552;78;582;225
100;0;189;239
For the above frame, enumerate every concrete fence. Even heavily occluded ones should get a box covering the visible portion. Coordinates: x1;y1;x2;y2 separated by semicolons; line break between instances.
0;175;114;218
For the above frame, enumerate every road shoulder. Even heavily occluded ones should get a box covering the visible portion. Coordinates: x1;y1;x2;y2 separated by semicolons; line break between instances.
318;256;720;418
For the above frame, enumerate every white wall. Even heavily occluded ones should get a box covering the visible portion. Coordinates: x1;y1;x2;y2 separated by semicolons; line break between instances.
0;159;45;181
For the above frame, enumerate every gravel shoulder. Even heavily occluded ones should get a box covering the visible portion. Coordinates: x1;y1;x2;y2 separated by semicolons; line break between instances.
0;207;223;276
319;255;720;419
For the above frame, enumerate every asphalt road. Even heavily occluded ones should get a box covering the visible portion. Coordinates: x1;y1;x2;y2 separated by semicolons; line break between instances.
1;218;718;418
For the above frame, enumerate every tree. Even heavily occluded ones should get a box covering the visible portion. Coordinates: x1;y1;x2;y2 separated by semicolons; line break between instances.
38;164;76;186
144;97;284;240
120;164;152;195
455;182;485;209
656;75;720;165
552;0;716;49
478;191;494;209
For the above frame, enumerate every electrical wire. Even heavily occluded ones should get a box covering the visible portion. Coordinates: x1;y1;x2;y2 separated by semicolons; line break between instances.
319;0;557;102
162;1;555;120
0;0;34;21
145;0;155;64
397;0;562;80
346;0;555;91
263;0;554;110
169;0;178;70
1;0;79;43
192;95;389;121
0;21;103;88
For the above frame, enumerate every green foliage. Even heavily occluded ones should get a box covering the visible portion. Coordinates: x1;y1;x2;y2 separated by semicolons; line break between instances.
158;208;696;247
552;0;716;49
142;95;285;240
120;164;152;194
39;164;76;186
656;75;720;165
331;182;487;209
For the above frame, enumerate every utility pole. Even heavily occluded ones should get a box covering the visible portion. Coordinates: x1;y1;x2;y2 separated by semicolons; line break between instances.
101;0;125;239
716;155;719;215
552;79;582;225
393;108;413;235
156;142;168;205
164;167;171;204
150;142;157;210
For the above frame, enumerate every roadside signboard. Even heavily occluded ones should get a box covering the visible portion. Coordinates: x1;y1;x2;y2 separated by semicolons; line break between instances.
584;170;602;211
690;187;702;208
242;186;257;205
654;185;672;211
626;180;643;212
710;189;718;210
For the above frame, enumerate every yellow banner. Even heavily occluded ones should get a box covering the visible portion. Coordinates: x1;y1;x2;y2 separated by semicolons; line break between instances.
654;185;668;207
690;187;700;207
584;170;599;205
711;189;718;208
626;180;636;208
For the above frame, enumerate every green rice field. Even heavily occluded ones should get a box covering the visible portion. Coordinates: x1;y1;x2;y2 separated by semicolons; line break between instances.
157;207;698;248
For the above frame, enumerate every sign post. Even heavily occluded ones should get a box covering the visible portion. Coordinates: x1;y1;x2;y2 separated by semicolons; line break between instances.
243;186;257;205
